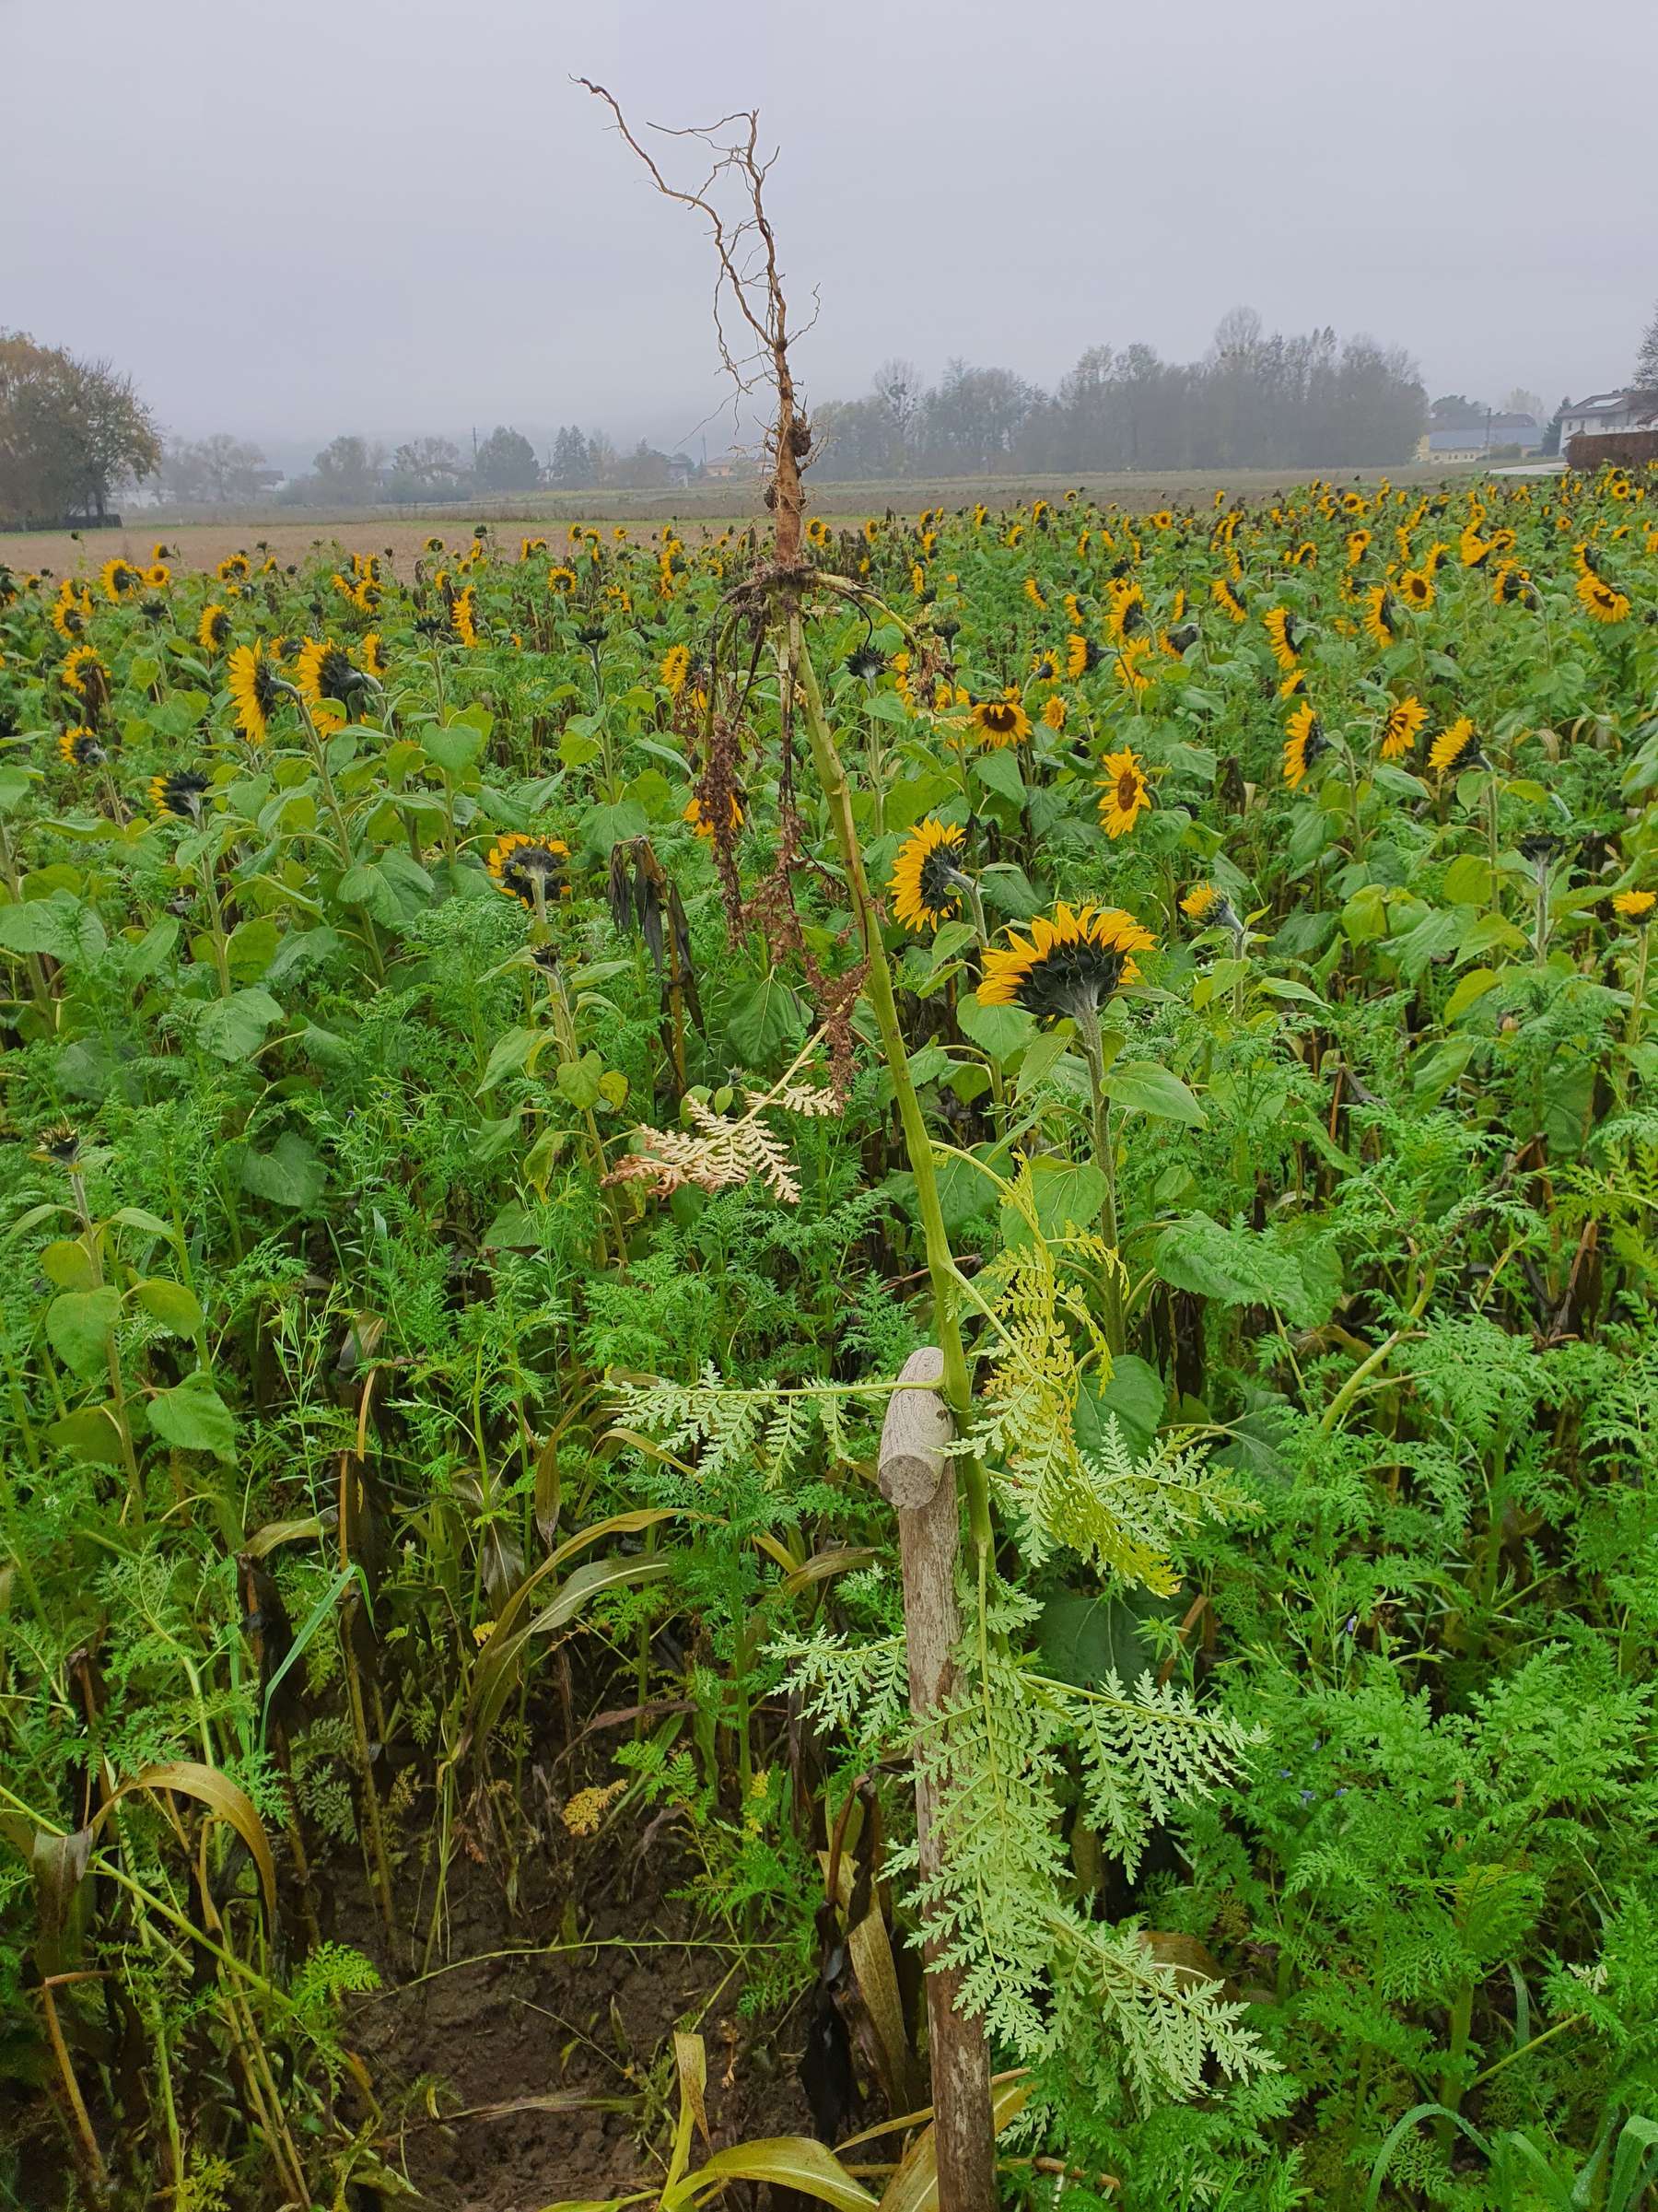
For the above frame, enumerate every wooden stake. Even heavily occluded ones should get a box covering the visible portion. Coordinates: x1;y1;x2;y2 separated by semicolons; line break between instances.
879;1348;998;2210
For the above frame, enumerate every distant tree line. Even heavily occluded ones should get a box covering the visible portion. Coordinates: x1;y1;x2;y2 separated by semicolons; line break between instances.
0;330;161;525
258;425;706;507
810;310;1429;479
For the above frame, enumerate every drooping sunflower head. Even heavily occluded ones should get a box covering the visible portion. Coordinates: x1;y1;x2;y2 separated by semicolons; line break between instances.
1613;889;1655;925
1428;717;1484;777
1576;571;1631;625
1106;580;1149;642
198;603;231;655
1282;700;1328;789
1212;575;1248;624
1096;746;1152;839
58;726;106;767
62;644;109;713
487;832;571;908
1361;584;1401;650
34;1122;83;1169
976;903;1156;1023
660;643;691;696
846;642;886;684
99;557;144;603
150;769;212;821
1381;694;1427;760
295;638;366;730
1066;633;1101;680
969;692;1033;749
228;641;282;743
51;588;93;641
889;817;969;932
1263;605;1301;670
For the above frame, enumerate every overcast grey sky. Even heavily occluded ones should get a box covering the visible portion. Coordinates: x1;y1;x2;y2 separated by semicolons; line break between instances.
3;0;1653;458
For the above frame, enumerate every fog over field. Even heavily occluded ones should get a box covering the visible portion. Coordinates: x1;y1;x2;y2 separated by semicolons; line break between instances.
3;0;1653;459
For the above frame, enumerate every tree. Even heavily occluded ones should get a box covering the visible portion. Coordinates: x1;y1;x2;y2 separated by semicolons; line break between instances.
311;436;385;504
550;425;594;489
0;330;161;523
160;433;271;504
384;436;468;501
1541;398;1567;458
473;426;541;493
1430;394;1489;429
1637;300;1658;391
1500;387;1544;422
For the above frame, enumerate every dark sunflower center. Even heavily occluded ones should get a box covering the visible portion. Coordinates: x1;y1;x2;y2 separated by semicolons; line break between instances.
983;704;1016;732
1115;771;1138;812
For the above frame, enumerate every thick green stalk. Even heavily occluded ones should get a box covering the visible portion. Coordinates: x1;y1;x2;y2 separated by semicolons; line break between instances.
790;616;991;1562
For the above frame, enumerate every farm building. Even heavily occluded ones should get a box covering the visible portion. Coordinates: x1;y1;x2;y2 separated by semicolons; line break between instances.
1559;388;1658;444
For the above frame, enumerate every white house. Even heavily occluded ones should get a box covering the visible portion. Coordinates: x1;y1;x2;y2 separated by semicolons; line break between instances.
1559;390;1658;443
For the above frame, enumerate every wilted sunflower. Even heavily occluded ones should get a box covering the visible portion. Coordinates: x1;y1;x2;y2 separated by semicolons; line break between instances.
150;769;211;820
846;642;885;684
487;832;571;907
889;817;969;931
1428;718;1484;776
198;603;231;655
57;726;105;767
684;792;743;840
1381;695;1427;760
1613;889;1655;924
1066;633;1102;679
99;557;143;603
1097;746;1152;838
1361;584;1401;650
660;643;691;696
62;644;110;713
228;641;282;743
1576;572;1630;624
1282;700;1328;789
977;903;1155;1022
1263;605;1301;670
1398;568;1435;612
969;692;1032;748
34;1123;82;1167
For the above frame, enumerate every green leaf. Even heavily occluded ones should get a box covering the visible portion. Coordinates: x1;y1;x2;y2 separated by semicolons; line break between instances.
45;1287;122;1379
1155;1214;1337;1326
40;1240;95;1292
1103;1059;1207;1126
694;2139;876;2210
578;799;648;855
423;722;485;775
239;1132;326;1211
972;750;1027;806
481;1024;538;1092
727;972;806;1064
1444;967;1500;1023
195;988;284;1062
1082;1352;1166;1455
0;896;77;960
555;1052;604;1111
954;994;1035;1061
1442;853;1494;906
1002;1157;1106;1247
133;1278;204;1339
46;1403;126;1466
146;1374;237;1460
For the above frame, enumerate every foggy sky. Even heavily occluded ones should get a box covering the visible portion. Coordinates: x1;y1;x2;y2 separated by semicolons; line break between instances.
3;0;1653;460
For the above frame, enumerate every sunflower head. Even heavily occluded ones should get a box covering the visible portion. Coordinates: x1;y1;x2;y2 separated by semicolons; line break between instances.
846;643;885;684
969;692;1033;749
1612;889;1655;924
1096;746;1152;839
1398;568;1435;610
34;1122;82;1169
889;817;969;932
1283;701;1328;789
1042;694;1067;731
1066;633;1102;679
660;643;691;696
296;638;364;726
1361;584;1401;650
684;792;743;841
99;557;143;603
1181;881;1233;926
1029;647;1060;684
150;769;211;821
198;603;231;655
228;641;282;743
1263;605;1302;669
1381;695;1427;761
487;833;571;908
977;903;1156;1023
58;726;105;767
62;645;109;713
548;566;578;597
1577;571;1630;624
1428;718;1484;778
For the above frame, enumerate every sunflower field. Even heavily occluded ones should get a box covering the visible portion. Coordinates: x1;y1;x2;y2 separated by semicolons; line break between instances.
2;464;1657;2211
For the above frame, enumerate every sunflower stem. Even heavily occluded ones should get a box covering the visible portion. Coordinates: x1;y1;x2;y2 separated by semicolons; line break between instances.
1077;1009;1127;1355
790;614;991;1564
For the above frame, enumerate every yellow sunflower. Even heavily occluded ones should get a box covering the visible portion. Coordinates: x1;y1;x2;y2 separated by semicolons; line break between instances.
684;792;744;840
360;632;387;680
57;726;105;767
295;638;359;731
61;644;110;711
1360;585;1400;650
1042;694;1068;731
1263;605;1301;671
1397;568;1435;612
1097;747;1152;838
969;692;1033;748
1066;633;1101;679
1181;882;1224;922
487;833;571;908
227;640;281;743
1283;700;1327;789
451;587;480;648
548;566;578;596
1381;695;1427;760
1577;572;1630;624
1428;718;1483;777
99;557;143;603
1612;889;1654;923
660;643;691;696
1212;576;1247;624
889;817;968;931
977;903;1155;1022
198;603;231;655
